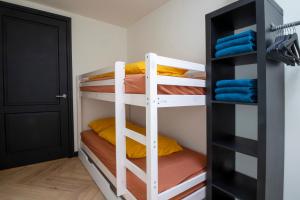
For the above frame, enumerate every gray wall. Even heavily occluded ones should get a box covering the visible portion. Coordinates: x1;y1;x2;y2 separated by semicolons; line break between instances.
274;0;300;199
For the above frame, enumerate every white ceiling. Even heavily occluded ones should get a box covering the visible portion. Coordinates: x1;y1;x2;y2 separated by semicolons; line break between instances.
27;0;170;27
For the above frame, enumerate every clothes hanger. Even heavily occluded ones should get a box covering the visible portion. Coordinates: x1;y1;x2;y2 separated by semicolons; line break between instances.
268;27;300;65
278;30;297;66
267;29;285;59
267;29;284;54
268;21;300;66
279;27;300;65
267;28;295;65
290;27;300;65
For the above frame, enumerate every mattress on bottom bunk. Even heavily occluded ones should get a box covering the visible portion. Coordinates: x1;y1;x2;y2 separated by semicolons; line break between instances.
81;130;206;200
80;74;205;95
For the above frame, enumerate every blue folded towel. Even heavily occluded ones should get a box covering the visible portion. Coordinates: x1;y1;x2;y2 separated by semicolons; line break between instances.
215;93;257;103
215;87;256;94
216;79;257;88
216;42;256;58
215;42;256;58
216;30;256;44
215;35;256;51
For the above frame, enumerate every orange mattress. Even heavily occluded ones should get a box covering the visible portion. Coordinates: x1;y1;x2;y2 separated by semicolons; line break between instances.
81;130;206;200
80;74;205;95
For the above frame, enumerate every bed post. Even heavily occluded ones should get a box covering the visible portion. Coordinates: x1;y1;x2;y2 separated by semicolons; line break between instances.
146;53;159;200
77;76;82;150
115;61;127;196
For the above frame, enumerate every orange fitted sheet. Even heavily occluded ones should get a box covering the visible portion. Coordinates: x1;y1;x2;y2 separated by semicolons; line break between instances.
80;74;205;95
81;130;206;200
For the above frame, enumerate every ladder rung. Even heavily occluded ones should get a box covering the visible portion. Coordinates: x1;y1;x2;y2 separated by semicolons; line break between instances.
125;128;146;145
126;159;147;183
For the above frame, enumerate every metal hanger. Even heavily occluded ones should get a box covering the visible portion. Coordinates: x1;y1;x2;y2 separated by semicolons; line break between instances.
267;26;300;65
268;21;300;66
267;28;293;65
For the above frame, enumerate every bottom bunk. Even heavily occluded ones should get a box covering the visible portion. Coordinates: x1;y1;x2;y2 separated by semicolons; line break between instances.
79;130;207;200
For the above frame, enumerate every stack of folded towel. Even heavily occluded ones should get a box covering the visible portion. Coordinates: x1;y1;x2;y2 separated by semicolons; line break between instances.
215;79;257;103
215;30;256;58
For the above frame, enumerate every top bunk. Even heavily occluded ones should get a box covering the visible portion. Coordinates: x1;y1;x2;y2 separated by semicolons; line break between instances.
78;53;206;107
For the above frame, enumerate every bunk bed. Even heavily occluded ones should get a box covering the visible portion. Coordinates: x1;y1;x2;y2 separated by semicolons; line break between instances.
77;53;207;200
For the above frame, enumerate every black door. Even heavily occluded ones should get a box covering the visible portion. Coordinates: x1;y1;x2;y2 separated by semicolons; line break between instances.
0;2;73;169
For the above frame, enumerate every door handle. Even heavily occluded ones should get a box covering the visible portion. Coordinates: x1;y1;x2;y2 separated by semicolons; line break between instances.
56;94;67;99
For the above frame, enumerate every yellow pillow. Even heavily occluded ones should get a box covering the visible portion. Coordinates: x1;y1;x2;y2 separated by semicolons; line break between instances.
98;121;183;158
88;117;115;133
87;61;187;80
125;61;187;77
88;72;114;80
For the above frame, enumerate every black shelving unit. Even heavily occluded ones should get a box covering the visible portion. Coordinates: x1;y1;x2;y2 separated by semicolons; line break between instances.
206;0;284;200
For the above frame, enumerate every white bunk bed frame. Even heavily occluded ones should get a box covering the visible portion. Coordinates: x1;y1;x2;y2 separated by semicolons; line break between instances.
77;53;207;200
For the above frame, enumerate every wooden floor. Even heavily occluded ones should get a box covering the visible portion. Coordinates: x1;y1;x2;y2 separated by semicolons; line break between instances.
0;158;105;200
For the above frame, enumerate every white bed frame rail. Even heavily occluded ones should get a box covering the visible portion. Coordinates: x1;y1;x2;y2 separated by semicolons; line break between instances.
78;53;207;200
79;57;206;108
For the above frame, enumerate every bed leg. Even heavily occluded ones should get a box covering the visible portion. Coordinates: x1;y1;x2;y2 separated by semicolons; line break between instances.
146;53;159;200
115;61;127;196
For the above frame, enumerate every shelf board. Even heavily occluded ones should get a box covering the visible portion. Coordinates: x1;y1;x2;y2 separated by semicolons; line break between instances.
211;51;257;65
208;0;255;19
213;136;258;157
211;100;257;106
213;171;257;200
208;0;256;30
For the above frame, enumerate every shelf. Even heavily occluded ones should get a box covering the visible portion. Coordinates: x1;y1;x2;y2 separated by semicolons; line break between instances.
211;51;257;65
213;171;257;200
211;100;257;106
213;136;258;157
208;0;256;30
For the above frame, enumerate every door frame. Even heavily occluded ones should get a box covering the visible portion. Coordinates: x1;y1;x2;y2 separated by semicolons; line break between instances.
0;1;74;157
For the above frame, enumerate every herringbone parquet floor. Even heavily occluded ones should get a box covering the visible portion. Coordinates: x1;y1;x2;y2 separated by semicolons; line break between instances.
0;158;105;200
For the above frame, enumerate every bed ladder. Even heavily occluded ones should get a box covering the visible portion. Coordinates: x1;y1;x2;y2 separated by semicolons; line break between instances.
115;54;159;200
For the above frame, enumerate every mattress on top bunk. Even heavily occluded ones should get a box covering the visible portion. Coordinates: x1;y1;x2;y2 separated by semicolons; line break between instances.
80;74;206;95
81;130;206;200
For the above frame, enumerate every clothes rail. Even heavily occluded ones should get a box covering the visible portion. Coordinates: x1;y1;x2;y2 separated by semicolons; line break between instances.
270;21;300;32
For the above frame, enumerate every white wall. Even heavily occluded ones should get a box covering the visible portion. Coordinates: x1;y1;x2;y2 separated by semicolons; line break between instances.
274;0;300;199
128;0;234;63
2;0;127;151
127;0;235;154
